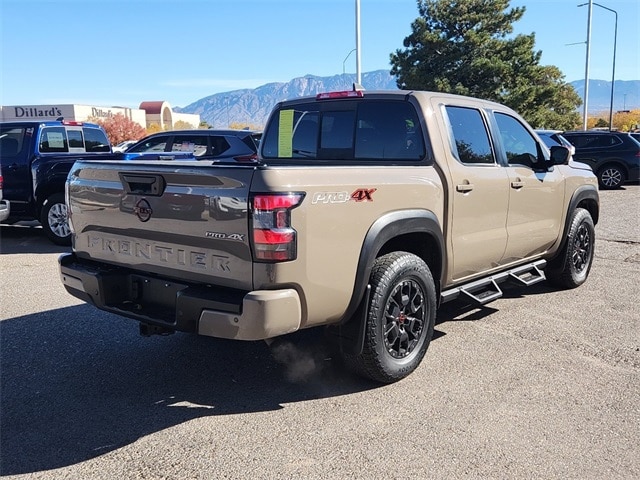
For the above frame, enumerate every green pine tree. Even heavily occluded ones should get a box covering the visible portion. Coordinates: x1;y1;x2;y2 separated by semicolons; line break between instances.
390;0;582;130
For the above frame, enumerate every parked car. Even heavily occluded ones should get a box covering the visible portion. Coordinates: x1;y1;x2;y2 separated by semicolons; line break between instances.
0;120;112;244
562;130;640;189
123;129;262;161
112;140;138;153
535;129;575;155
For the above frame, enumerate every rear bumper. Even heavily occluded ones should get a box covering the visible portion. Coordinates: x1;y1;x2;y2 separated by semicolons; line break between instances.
0;199;9;222
59;253;302;340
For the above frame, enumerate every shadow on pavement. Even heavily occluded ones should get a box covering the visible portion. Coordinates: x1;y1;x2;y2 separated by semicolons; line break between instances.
0;222;70;255
0;305;379;475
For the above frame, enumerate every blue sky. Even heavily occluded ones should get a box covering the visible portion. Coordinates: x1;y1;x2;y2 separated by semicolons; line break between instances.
1;0;638;108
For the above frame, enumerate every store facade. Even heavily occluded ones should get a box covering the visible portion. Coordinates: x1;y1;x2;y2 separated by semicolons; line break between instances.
0;101;200;130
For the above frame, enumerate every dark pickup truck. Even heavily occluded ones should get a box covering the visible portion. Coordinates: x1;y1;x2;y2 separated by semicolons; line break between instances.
0;120;114;244
0;122;265;244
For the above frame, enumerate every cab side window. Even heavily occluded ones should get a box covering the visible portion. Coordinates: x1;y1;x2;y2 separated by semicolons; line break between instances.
445;106;495;165
495;113;539;168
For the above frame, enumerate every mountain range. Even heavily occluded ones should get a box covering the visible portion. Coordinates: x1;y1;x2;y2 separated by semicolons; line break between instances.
175;70;639;128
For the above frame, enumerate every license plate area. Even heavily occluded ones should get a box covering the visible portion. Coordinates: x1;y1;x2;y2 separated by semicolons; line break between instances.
112;274;188;324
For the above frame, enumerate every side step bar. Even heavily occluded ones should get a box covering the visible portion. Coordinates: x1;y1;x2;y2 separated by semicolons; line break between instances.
441;260;546;306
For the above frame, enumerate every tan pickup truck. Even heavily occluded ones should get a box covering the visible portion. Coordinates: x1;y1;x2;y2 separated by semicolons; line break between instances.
59;88;599;383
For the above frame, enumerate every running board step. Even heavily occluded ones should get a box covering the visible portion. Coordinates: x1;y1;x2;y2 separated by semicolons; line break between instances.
508;263;546;286
441;259;547;306
460;279;503;305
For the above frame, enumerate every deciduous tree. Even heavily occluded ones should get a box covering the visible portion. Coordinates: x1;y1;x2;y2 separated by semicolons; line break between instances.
146;123;163;135
229;121;262;131
91;114;147;145
173;120;196;130
390;0;582;129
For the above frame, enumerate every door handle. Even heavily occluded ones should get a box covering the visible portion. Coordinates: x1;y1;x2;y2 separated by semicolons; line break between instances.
511;181;524;189
456;183;474;193
119;173;166;196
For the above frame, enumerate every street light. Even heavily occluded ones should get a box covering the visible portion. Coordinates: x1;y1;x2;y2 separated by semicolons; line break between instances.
355;0;361;85
579;2;618;131
343;48;356;75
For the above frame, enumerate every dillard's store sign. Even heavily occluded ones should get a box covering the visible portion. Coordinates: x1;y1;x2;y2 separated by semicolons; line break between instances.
13;106;64;118
11;106;117;119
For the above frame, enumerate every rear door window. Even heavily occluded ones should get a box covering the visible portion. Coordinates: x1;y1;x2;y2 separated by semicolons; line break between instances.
444;106;495;165
0;127;26;157
596;135;622;148
170;135;209;156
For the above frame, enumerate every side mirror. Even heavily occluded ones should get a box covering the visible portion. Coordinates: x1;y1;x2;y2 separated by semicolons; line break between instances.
549;145;570;165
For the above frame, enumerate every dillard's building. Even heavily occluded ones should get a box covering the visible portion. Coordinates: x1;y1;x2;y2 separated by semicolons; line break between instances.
0;101;200;130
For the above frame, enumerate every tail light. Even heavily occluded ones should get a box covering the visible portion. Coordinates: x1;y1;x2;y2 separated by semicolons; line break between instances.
251;193;304;262
316;90;364;100
0;173;3;190
233;153;258;162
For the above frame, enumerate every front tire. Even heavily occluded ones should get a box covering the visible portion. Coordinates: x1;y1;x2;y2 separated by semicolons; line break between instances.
41;193;71;246
343;252;436;383
546;208;595;289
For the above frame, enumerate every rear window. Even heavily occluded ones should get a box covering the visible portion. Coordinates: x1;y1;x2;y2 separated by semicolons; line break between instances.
83;127;111;152
261;99;425;162
67;129;84;149
39;127;68;153
37;125;110;153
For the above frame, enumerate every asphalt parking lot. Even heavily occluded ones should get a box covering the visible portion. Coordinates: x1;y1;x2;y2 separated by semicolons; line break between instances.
1;186;639;479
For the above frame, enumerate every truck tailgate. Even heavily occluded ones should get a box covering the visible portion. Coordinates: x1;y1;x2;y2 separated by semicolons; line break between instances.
68;160;255;290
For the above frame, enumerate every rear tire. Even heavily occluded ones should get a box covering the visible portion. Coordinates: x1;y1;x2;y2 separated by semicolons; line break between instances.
41;193;71;246
342;252;436;383
546;208;595;289
597;164;624;189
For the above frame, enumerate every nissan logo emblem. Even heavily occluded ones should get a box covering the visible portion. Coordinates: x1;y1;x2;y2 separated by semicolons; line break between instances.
134;199;153;222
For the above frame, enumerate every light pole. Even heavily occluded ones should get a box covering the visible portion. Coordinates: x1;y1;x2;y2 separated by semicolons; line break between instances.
343;48;356;75
579;2;618;131
578;1;593;130
355;0;362;85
